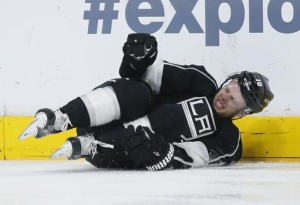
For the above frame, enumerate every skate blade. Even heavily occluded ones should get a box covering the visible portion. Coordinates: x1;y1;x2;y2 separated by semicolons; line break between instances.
18;118;40;140
50;141;72;159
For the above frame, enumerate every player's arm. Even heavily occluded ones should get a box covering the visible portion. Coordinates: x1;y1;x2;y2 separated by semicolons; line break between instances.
199;121;243;166
119;33;218;96
142;60;219;96
171;122;242;168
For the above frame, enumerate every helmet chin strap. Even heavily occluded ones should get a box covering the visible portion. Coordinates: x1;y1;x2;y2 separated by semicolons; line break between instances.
232;106;253;120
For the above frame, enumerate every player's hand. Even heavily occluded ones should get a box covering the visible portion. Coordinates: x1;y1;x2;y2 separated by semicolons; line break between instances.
122;33;158;70
121;125;174;170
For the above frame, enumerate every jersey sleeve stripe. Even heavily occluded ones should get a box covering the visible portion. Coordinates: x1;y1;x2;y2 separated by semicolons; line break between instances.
142;58;164;94
164;62;218;89
173;141;210;168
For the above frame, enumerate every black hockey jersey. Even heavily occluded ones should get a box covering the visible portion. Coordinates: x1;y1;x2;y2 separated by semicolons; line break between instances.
123;58;242;169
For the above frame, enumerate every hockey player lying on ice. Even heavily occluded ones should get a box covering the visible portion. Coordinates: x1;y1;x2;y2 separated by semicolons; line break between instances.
18;33;274;171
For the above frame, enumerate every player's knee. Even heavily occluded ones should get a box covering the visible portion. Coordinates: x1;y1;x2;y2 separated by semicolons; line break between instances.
110;79;154;121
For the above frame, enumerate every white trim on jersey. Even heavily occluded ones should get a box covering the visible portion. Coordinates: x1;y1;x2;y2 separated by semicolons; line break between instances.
123;115;153;132
173;141;209;168
164;62;218;89
180;100;198;137
142;58;164;94
209;133;241;165
80;86;121;126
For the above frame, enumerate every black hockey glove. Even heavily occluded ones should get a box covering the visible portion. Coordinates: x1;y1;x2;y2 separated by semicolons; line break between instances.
122;33;158;70
121;125;174;171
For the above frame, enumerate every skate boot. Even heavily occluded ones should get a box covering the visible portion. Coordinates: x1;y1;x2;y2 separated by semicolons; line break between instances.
18;108;72;140
50;134;114;160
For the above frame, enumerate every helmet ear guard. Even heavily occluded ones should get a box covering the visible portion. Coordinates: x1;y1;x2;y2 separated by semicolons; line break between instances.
220;71;274;116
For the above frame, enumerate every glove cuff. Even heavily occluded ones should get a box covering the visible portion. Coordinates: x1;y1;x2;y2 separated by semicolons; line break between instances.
146;144;175;171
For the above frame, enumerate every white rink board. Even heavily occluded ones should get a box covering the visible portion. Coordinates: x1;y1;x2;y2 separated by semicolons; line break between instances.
0;0;299;115
1;160;300;205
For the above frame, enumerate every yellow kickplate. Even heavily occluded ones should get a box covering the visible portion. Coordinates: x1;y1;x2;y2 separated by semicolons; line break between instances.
234;116;300;160
4;116;76;160
0;117;4;160
2;116;300;160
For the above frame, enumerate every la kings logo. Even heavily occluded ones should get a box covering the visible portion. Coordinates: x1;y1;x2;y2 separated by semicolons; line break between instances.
179;97;216;141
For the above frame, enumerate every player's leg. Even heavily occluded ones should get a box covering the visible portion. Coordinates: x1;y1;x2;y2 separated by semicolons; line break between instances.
49;101;187;169
84;125;137;169
49;132;115;160
18;78;154;140
50;121;139;169
85;151;136;169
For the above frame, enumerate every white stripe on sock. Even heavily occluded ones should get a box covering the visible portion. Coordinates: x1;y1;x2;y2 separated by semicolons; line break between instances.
80;86;121;126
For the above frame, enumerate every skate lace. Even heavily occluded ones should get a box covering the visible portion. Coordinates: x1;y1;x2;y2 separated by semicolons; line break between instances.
80;134;114;158
55;110;73;132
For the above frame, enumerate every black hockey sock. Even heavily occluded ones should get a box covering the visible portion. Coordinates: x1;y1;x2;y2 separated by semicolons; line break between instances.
59;97;90;128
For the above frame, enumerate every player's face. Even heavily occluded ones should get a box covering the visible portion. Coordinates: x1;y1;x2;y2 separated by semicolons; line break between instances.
213;80;247;118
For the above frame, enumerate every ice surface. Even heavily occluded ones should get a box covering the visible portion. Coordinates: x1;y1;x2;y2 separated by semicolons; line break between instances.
1;160;300;205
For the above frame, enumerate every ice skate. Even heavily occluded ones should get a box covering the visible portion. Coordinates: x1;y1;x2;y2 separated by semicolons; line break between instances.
50;134;114;160
18;108;72;140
